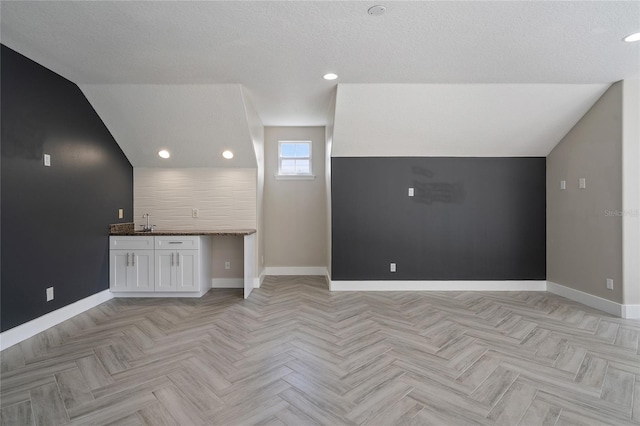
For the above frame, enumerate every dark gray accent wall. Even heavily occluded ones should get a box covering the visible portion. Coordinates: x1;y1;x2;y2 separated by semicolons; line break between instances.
331;157;545;281
1;45;133;332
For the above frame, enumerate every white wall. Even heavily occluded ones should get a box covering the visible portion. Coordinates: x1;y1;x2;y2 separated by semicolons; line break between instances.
134;168;256;230
325;91;336;277
80;84;257;168
264;127;327;271
622;79;640;306
242;88;266;282
333;84;608;157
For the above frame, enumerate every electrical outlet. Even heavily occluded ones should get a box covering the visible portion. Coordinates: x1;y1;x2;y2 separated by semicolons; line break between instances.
44;154;51;167
46;287;54;301
606;278;613;290
408;188;414;197
390;263;396;272
118;208;124;219
579;178;586;189
225;261;231;270
192;208;199;218
560;180;566;190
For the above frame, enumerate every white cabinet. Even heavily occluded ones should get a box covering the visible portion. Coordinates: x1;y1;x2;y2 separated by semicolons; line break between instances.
110;235;211;297
110;250;154;292
155;251;174;292
109;237;154;292
154;249;200;292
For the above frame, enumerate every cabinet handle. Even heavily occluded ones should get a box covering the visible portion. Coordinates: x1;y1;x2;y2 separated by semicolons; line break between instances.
126;253;130;267
132;253;135;267
168;242;183;244
177;252;180;267
171;252;174;266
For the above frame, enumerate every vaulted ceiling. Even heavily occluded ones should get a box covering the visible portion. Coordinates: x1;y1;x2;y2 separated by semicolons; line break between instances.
1;1;638;163
80;84;260;168
332;84;610;157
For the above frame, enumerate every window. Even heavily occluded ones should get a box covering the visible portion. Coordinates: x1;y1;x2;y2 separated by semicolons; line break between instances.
278;141;312;176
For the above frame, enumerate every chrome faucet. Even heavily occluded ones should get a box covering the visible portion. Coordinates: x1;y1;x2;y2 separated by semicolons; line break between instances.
141;213;155;232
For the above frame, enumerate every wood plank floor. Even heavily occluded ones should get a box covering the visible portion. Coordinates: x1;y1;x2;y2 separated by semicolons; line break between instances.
2;276;639;425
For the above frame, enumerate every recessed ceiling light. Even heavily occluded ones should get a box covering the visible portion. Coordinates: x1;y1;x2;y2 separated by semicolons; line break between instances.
368;5;386;16
158;150;170;159
323;73;338;81
222;150;234;159
623;32;640;42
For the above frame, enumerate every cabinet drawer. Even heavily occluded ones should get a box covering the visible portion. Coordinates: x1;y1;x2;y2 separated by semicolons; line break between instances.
155;236;200;250
110;236;154;250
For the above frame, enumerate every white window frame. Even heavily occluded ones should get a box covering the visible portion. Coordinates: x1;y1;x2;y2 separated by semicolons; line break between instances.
276;140;315;180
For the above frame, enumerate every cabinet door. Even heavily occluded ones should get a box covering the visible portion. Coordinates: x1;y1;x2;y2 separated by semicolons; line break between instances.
129;250;154;291
155;251;176;291
110;250;155;292
175;250;199;292
110;251;131;291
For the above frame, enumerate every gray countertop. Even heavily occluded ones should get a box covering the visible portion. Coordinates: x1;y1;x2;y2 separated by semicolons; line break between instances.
109;222;255;236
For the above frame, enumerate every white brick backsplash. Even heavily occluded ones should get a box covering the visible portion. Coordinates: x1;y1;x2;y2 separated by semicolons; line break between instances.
134;168;256;230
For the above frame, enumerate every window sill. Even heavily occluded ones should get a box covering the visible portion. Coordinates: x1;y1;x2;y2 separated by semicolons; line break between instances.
275;174;316;180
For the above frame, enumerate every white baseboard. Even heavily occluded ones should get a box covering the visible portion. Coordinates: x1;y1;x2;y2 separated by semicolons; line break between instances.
329;280;547;292
211;278;244;288
3;280;636;352
254;272;266;289
546;281;625;317
112;290;209;298
622;305;640;319
264;266;328;276
0;290;113;351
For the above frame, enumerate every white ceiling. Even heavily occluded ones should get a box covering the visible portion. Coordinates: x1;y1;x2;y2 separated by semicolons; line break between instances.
333;84;609;157
80;84;258;168
1;1;638;126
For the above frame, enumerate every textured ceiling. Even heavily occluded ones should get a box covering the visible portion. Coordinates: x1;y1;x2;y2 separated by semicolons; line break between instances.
1;1;639;126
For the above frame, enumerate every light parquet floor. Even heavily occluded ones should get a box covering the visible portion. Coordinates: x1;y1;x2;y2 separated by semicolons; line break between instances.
1;276;639;425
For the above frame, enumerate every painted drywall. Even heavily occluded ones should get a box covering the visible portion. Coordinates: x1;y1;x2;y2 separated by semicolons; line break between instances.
547;82;623;303
211;236;244;279
133;168;257;231
242;88;266;280
1;45;133;332
622;79;640;306
80;84;257;168
264;127;327;270
332;157;546;281
332;84;608;157
325;90;336;277
3;2;638;127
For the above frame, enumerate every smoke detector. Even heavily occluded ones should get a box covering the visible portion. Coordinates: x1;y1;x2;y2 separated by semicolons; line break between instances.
368;5;386;16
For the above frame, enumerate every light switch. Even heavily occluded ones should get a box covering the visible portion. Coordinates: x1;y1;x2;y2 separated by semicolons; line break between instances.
44;154;51;167
560;180;566;190
390;263;396;272
408;188;414;197
118;209;124;219
579;178;586;189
